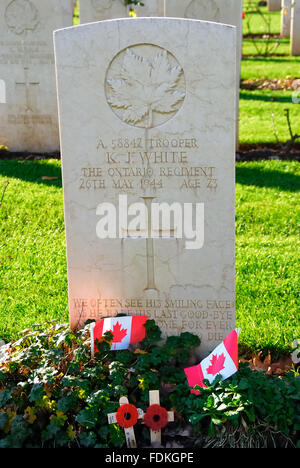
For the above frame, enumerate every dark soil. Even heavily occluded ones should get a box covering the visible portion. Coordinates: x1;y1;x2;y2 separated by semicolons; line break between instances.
237;146;300;162
243;33;281;40
0;150;60;161
241;77;300;91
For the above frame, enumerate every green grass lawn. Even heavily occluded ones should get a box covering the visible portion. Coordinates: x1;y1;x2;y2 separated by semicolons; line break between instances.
239;89;299;145
242;38;291;57
243;3;281;36
236;160;300;355
0;159;299;356
241;56;300;81
0;160;67;341
240;3;300;145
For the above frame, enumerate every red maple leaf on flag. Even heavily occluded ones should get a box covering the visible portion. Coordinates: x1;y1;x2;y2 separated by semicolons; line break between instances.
110;321;127;345
206;353;226;376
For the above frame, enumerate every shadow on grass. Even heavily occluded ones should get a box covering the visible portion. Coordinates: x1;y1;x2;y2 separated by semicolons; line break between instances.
0;159;62;188
240;92;292;103
243;56;300;64
236;165;300;192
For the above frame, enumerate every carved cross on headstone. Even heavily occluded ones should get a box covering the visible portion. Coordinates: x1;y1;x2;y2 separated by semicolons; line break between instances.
15;67;40;112
123;196;177;292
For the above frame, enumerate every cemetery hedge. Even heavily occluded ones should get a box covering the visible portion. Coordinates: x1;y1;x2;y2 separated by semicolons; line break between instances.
0;319;299;448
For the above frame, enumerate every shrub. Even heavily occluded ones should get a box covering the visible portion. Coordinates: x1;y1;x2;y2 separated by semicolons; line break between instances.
0;320;299;448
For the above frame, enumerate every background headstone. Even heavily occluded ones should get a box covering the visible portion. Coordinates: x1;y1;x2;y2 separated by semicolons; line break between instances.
268;0;282;11
291;0;300;55
79;0;165;24
165;0;243;147
0;340;9;363
0;80;6;104
55;18;236;357
0;0;73;153
281;0;292;37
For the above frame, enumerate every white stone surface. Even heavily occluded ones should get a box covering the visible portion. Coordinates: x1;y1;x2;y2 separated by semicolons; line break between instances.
0;341;9;363
165;0;243;64
281;0;292;37
0;80;6;104
291;0;300;55
78;0;165;24
0;0;73;153
268;0;282;11
54;18;236;357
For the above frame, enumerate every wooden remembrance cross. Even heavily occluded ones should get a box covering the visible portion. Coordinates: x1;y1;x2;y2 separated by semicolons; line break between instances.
107;392;174;447
147;390;174;445
123;196;177;292
107;396;144;448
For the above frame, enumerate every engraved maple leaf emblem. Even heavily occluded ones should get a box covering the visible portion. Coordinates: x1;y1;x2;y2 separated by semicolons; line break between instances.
206;353;226;376
107;48;185;127
109;321;127;349
5;0;39;35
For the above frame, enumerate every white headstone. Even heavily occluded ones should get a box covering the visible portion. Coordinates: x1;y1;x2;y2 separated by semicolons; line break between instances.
268;0;282;11
291;0;300;55
165;0;243;147
0;0;73;152
54;18;236;356
0;340;10;364
79;0;165;24
0;80;6;104
281;0;292;37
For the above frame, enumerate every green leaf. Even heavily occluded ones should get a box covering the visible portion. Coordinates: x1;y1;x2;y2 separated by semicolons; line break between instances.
76;407;99;429
57;393;79;412
206;395;215;408
208;420;215;438
29;384;45;403
79;431;97;448
217;403;228;412
0;412;8;430
211;417;225;425
189;413;207;424
7;416;32;448
238;377;250;390
0;389;13;408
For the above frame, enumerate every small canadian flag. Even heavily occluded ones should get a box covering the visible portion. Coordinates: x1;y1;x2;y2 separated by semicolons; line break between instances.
91;316;148;354
184;329;241;394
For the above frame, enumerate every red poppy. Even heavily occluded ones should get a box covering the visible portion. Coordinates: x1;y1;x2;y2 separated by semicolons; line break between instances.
144;404;169;431
242;12;246;19
116;403;139;428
